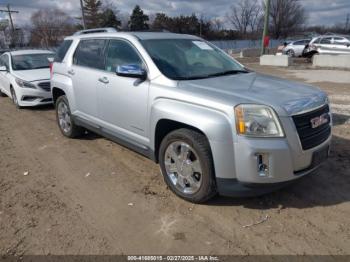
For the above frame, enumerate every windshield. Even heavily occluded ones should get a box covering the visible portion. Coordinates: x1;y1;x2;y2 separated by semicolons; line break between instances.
141;39;246;80
11;53;53;71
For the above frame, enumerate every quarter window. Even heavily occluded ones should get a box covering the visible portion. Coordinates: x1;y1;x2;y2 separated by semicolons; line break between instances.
105;40;143;73
73;39;107;70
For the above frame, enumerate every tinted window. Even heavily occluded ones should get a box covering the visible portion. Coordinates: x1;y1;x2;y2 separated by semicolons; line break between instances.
105;40;143;72
73;39;107;70
320;38;332;44
54;40;73;62
12;53;53;70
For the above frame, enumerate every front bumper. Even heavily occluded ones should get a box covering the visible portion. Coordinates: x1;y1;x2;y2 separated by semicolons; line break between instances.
212;116;332;197
16;87;53;107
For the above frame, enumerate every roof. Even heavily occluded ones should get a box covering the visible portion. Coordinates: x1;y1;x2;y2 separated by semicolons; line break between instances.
66;31;200;41
8;49;54;56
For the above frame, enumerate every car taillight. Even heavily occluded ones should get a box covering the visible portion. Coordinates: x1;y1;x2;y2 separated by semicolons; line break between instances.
49;63;53;78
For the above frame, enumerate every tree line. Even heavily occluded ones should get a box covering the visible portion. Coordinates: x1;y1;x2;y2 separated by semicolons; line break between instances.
3;0;349;48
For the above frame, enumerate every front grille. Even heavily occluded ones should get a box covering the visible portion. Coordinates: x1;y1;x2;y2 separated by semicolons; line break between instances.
38;82;51;92
292;105;331;150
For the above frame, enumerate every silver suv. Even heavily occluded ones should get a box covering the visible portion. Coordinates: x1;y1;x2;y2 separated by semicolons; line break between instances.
51;31;332;203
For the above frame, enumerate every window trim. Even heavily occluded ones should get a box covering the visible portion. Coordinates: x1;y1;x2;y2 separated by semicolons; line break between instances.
72;38;108;71
103;38;149;76
72;37;149;75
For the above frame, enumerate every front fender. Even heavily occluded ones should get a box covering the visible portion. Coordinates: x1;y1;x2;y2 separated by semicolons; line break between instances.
51;74;76;112
150;99;237;179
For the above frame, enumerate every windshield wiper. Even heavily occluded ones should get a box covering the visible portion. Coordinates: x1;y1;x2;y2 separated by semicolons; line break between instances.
205;69;249;78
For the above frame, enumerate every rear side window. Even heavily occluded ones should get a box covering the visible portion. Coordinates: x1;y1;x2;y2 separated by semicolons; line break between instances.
73;39;107;70
54;40;73;63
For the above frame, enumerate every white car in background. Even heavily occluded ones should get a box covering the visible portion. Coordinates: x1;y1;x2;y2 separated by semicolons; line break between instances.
282;39;311;57
0;50;54;108
303;35;350;57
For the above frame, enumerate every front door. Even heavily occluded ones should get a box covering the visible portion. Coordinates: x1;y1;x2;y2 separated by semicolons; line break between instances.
97;39;149;142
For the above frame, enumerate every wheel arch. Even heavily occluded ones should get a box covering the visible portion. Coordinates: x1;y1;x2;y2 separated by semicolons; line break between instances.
52;87;66;105
150;99;236;180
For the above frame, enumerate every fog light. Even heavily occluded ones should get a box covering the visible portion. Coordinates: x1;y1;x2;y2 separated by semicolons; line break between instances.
256;153;269;177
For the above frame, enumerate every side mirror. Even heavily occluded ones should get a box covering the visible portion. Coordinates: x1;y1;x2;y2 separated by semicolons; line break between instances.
116;64;147;80
0;66;7;72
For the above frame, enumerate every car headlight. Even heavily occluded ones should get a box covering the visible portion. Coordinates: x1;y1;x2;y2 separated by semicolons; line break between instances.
234;104;284;137
15;78;36;89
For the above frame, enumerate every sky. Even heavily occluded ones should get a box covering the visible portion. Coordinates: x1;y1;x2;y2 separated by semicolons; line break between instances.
0;0;349;29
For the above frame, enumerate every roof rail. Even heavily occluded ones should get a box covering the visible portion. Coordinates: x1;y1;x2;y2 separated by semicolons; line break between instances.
73;27;117;36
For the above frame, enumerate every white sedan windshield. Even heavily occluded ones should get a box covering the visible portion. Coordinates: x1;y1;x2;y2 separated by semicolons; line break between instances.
12;53;53;71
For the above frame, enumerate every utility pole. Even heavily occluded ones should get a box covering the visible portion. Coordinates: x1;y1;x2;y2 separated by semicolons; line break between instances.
0;4;19;33
80;0;86;29
261;0;270;55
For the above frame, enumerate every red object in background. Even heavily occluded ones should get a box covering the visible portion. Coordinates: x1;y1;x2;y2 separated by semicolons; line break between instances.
263;36;270;48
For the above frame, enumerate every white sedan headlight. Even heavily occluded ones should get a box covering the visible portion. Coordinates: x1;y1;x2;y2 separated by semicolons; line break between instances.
235;104;284;137
15;78;36;89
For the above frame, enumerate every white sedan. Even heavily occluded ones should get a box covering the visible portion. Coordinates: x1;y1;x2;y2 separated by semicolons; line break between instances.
0;49;54;108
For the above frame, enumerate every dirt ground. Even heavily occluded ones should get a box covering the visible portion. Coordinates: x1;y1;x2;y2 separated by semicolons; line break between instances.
0;62;349;256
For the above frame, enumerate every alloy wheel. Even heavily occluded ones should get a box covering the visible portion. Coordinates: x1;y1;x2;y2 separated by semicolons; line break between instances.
164;141;203;194
57;100;72;134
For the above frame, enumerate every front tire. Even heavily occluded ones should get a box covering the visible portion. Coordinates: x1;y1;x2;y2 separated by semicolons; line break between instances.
55;95;84;138
0;89;6;97
286;49;295;57
159;129;216;203
10;87;21;109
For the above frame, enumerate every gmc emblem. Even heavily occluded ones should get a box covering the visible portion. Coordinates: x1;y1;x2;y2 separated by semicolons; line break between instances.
310;113;329;129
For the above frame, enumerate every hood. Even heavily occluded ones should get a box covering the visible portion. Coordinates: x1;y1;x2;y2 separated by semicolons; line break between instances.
12;68;50;82
177;72;327;116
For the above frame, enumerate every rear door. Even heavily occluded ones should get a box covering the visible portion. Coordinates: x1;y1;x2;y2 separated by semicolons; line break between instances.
70;38;107;119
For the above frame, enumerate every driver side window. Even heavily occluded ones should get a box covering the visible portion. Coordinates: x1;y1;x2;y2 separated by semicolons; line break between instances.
105;40;143;73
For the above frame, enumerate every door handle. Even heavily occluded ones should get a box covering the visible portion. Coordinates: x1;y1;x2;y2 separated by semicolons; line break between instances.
98;76;109;84
67;69;75;75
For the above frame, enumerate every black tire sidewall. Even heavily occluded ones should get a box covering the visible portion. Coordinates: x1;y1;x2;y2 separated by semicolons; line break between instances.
159;129;216;203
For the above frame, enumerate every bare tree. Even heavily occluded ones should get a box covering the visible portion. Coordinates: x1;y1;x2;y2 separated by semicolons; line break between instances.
227;0;262;37
268;0;307;39
211;18;224;31
30;9;75;48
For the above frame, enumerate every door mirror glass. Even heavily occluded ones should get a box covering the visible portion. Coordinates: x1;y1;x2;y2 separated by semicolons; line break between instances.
0;66;7;71
116;64;147;79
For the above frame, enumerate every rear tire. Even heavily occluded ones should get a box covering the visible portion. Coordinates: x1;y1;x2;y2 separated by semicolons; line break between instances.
55;95;84;138
159;128;217;203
